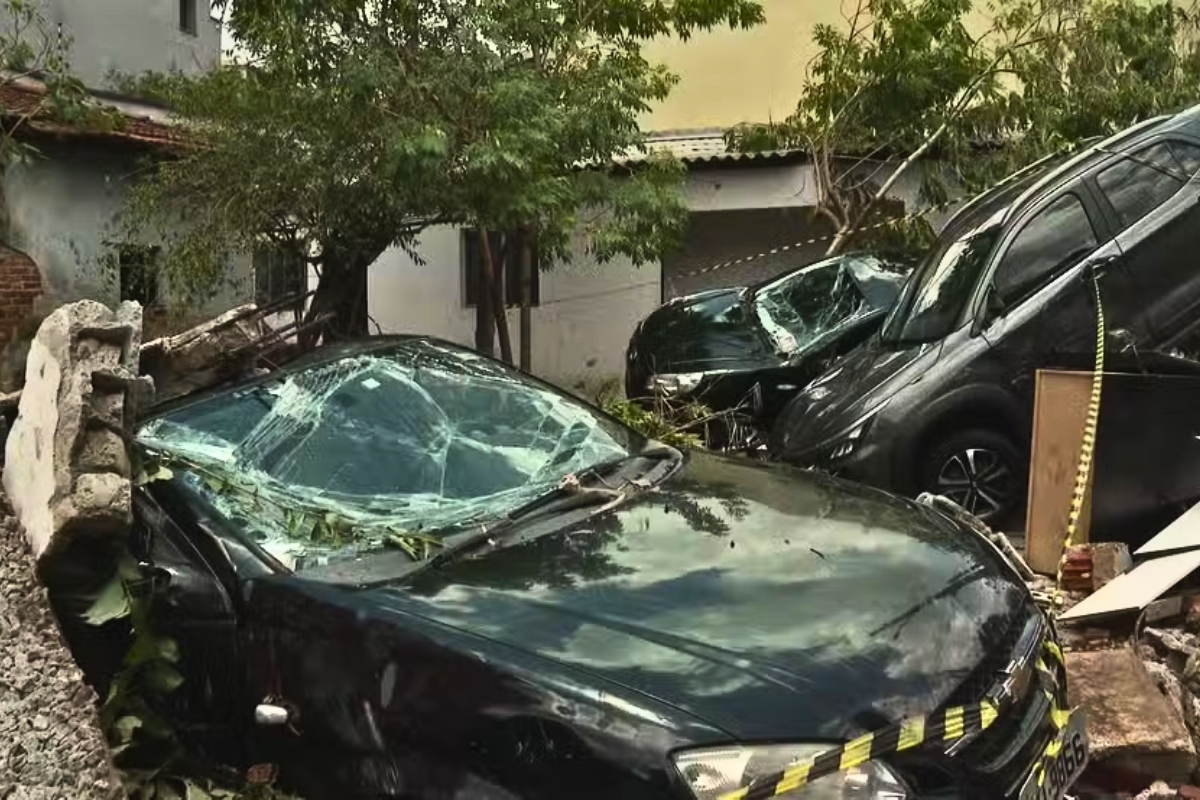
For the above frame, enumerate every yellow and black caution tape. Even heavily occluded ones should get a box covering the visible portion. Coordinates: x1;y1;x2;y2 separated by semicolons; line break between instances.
719;640;1075;799
1054;268;1107;607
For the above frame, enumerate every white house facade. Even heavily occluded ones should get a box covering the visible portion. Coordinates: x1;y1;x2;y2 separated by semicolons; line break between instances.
366;131;939;394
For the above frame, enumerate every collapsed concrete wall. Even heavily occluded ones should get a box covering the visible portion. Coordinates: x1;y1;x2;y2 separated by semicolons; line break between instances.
3;300;147;560
0;299;141;797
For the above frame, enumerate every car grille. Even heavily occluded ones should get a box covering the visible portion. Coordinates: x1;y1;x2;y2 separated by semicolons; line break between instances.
893;606;1065;799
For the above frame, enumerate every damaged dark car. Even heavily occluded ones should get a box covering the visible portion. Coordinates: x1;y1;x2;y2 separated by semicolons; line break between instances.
75;336;1081;799
624;253;910;450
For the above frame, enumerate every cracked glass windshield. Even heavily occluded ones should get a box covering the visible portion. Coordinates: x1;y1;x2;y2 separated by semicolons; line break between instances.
136;340;640;571
752;257;878;354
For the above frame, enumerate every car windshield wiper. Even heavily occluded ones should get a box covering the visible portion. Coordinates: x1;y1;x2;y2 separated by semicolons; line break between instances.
385;444;680;580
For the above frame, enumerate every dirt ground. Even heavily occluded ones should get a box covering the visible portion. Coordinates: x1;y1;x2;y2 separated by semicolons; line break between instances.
0;493;121;799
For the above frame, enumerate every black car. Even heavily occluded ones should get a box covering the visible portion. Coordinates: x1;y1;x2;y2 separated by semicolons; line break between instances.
624;253;909;448
67;336;1085;800
770;105;1200;526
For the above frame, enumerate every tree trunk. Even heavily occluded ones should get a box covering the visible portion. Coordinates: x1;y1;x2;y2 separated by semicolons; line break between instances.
300;243;377;347
474;254;496;358
518;228;533;373
479;228;513;364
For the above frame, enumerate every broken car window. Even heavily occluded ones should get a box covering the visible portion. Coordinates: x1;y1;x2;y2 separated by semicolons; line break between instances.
136;341;640;571
752;258;873;355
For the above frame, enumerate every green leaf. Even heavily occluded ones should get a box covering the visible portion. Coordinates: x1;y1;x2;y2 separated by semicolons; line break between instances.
84;575;130;625
112;714;143;744
156;637;181;664
135;464;174;486
142;662;185;695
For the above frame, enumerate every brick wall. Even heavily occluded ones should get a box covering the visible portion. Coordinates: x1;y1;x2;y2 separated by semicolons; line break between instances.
0;251;43;351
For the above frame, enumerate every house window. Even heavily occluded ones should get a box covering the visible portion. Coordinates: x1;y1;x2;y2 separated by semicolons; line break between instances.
118;244;162;307
179;0;197;35
462;229;540;307
254;245;307;305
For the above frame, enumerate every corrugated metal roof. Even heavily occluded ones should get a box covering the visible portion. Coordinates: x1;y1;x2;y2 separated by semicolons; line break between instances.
615;128;803;166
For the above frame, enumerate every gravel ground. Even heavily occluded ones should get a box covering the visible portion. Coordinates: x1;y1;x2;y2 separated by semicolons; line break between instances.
0;493;123;800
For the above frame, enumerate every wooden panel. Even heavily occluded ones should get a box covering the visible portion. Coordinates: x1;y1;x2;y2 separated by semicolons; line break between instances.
1026;370;1096;575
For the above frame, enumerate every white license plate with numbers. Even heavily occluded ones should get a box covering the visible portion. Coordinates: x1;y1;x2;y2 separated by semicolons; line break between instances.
1018;708;1089;800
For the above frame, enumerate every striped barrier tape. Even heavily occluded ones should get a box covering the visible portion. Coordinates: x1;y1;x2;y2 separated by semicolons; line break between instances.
718;633;1076;798
673;142;1090;286
1054;268;1107;607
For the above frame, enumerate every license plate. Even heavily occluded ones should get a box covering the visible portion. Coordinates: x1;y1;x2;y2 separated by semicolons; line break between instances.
1018;708;1089;800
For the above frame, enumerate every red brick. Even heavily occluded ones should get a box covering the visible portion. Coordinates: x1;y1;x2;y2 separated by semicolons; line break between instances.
0;251;42;350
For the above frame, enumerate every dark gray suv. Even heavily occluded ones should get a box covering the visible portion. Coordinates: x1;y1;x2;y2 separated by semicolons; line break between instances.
771;103;1200;525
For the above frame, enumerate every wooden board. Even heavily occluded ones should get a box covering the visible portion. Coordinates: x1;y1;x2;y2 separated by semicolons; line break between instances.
1025;369;1096;575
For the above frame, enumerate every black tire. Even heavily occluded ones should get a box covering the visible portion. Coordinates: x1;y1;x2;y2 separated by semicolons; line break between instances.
918;428;1025;528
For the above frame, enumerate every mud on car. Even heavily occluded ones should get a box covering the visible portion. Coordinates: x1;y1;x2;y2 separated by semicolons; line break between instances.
60;336;1082;799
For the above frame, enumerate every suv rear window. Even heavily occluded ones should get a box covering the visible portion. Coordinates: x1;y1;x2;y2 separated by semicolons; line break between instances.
1096;141;1200;228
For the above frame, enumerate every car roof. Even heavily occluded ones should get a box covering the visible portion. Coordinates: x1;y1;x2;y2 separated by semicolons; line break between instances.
940;103;1200;236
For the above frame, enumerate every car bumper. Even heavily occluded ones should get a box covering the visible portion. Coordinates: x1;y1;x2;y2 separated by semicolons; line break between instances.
903;612;1076;800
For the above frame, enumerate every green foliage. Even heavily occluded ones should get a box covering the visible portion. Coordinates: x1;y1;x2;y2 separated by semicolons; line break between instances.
143;447;445;560
595;382;707;450
82;548;297;799
122;0;763;334
728;0;1200;255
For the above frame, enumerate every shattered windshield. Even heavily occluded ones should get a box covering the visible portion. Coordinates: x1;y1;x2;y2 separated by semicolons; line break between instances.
136;340;640;571
752;257;877;355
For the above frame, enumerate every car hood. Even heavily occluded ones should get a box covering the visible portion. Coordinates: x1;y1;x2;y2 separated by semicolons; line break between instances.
375;450;1030;742
775;338;943;453
630;288;779;374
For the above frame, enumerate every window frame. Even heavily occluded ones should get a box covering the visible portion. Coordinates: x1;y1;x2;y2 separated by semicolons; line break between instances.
253;245;308;307
179;0;198;36
117;244;163;308
1093;138;1200;231
461;228;541;309
972;183;1109;326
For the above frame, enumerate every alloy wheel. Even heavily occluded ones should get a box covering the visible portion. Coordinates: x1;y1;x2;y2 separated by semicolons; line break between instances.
934;446;1016;521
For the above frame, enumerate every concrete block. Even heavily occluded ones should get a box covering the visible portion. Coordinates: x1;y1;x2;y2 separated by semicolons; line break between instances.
1067;647;1197;785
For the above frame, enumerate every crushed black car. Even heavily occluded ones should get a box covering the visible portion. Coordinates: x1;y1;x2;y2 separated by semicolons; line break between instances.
64;336;1081;800
624;253;910;450
771;104;1200;526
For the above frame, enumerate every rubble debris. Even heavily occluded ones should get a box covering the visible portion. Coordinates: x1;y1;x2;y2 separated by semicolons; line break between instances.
1060;547;1200;623
1063;544;1096;592
1137;781;1179;799
2;301;149;561
138;300;295;406
1067;647;1197;785
1093;542;1133;591
0;493;124;799
916;492;1036;579
1150;597;1188;624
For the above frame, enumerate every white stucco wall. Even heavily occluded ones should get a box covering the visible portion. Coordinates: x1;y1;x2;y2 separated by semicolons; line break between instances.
366;161;943;391
2;139;250;316
33;0;221;90
368;225;659;391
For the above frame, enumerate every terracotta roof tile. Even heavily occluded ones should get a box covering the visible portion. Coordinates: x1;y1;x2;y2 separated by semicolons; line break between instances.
0;81;188;149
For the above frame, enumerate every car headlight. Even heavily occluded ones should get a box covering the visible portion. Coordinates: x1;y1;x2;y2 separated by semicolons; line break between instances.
823;399;890;462
648;372;705;397
673;744;909;799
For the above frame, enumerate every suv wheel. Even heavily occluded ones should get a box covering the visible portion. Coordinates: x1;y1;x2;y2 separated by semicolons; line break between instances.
919;429;1024;527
